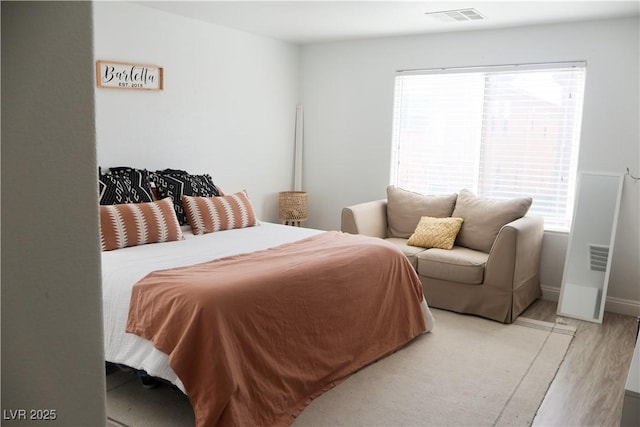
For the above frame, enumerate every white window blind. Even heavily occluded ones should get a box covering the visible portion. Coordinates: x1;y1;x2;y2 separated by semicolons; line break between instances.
391;62;586;231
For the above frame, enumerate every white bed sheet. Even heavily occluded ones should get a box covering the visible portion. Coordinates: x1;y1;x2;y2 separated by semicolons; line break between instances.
102;222;322;391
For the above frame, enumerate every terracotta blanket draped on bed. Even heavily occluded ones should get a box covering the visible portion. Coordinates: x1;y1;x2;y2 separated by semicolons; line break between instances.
126;231;427;427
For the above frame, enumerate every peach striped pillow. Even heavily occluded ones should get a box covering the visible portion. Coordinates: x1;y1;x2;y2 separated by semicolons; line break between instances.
182;191;257;235
100;197;183;251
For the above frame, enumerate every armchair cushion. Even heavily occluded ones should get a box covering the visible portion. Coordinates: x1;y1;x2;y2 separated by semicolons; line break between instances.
384;237;425;269
386;186;457;238
452;189;532;252
417;247;488;284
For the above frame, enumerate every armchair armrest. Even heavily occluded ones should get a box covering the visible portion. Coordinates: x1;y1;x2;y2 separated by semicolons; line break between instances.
341;199;388;238
483;215;544;292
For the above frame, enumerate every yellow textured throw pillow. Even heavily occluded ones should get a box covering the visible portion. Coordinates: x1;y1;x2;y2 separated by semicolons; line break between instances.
407;216;464;250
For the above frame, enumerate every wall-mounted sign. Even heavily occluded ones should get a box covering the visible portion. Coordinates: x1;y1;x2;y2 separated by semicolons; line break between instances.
96;60;163;91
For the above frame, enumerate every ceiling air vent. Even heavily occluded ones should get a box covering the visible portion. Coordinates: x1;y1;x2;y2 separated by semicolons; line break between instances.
426;8;485;22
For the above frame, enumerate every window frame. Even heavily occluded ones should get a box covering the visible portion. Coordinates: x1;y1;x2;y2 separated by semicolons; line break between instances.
390;61;587;232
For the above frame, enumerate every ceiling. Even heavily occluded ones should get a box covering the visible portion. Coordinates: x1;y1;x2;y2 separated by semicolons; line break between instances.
137;1;640;44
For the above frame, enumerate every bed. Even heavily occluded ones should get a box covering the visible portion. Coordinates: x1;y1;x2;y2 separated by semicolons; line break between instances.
99;168;435;426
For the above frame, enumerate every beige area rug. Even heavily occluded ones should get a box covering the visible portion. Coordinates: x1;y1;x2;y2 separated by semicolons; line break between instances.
106;309;574;427
293;309;575;427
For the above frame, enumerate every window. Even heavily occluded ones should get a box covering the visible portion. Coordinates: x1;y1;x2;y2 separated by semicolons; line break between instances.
390;62;586;231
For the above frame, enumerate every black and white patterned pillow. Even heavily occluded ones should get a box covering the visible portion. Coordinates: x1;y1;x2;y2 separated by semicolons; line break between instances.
153;169;221;224
109;167;154;193
98;167;154;205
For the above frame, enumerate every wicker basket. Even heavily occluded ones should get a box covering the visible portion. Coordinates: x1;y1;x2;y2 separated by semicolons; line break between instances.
279;191;308;223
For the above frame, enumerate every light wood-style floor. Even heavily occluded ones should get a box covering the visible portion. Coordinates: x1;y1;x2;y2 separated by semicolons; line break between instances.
522;299;638;427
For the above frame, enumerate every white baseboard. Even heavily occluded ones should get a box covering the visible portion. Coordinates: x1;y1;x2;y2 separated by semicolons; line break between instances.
540;284;640;317
540;285;560;302
605;296;640;317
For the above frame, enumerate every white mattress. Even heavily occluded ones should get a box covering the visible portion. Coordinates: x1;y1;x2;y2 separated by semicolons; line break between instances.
102;222;322;391
102;222;434;393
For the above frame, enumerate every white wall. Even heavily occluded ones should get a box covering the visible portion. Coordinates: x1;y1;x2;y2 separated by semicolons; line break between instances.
93;2;301;221
2;2;106;425
300;18;639;310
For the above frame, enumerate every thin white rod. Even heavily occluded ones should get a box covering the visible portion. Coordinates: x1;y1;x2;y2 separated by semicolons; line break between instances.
294;104;304;191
